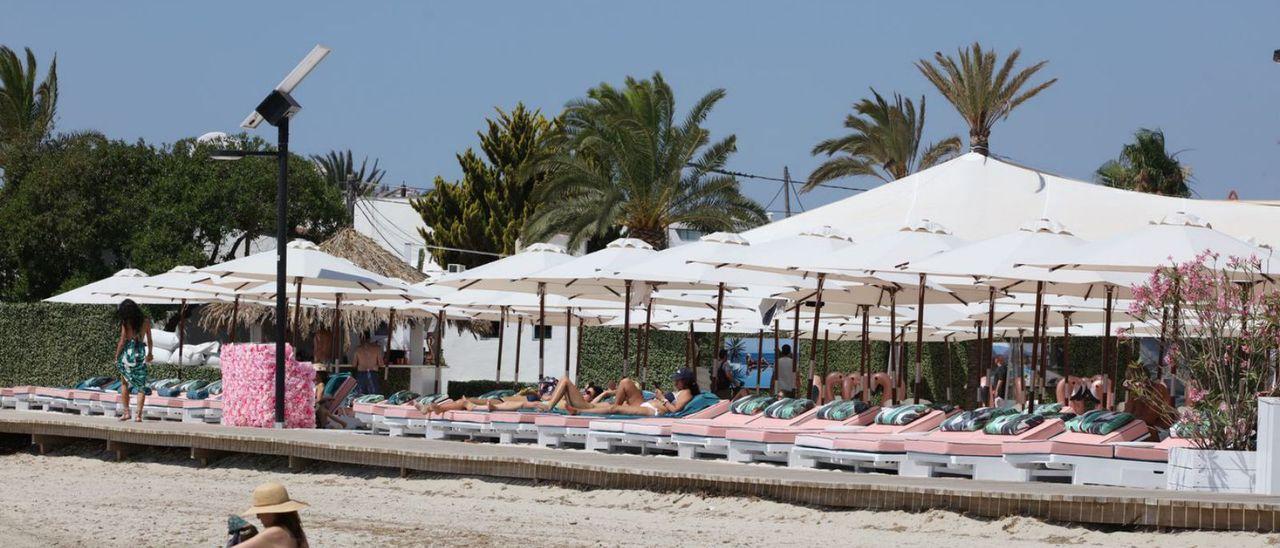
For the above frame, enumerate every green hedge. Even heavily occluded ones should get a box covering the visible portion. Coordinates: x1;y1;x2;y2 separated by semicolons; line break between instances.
0;302;221;388
446;380;534;399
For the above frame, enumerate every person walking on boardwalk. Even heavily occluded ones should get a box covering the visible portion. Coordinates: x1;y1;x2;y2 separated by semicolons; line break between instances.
113;299;153;422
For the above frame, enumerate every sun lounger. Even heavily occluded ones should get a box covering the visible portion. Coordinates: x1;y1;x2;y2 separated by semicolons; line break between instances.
143;380;210;420
585;399;734;454
902;415;1066;481
1001;411;1151;485
787;405;951;471
2;386;37;410
724;401;881;464
670;396;800;459
352;394;388;426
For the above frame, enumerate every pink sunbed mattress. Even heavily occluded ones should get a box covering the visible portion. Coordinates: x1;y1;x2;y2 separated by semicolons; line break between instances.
725;407;881;444
1113;436;1196;462
793;409;949;452
904;419;1065;457
1001;420;1149;458
382;405;427;420
592;400;734;434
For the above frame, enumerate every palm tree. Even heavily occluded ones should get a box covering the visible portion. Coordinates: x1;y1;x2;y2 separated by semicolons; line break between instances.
805;89;961;191
1095;129;1190;197
0;46;58;176
916;43;1057;156
311;149;386;196
524;72;766;249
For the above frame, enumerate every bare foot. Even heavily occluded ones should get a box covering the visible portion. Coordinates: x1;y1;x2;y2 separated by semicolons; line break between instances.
117;413;131;422
485;401;497;412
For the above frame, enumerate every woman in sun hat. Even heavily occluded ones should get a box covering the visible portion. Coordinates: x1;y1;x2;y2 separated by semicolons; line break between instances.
236;482;309;547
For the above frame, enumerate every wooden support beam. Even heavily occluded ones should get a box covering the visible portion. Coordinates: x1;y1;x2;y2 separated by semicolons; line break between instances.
31;434;73;455
105;440;138;461
190;447;229;467
288;455;310;472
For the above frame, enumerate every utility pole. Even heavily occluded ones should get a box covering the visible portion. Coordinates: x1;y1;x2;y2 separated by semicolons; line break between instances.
783;166;792;218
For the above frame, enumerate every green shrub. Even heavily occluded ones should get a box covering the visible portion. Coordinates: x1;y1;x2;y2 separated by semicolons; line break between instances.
0;302;221;388
446;380;535;399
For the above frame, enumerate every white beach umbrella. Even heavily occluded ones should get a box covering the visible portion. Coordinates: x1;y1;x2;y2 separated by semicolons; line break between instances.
1024;211;1276;275
432;243;574;290
44;269;174;305
197;240;409;293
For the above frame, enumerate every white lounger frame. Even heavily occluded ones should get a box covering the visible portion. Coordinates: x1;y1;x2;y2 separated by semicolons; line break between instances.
901;452;1034;482
726;440;797;464
586;428;678;454
672;432;733;459
537;424;591;448
1003;453;1167;488
787;446;905;472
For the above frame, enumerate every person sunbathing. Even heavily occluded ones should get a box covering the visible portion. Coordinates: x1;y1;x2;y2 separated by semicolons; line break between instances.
562;369;701;417
417;387;542;414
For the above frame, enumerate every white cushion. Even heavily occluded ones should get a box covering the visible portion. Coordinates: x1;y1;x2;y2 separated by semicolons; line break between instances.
150;329;180;351
177;345;207;366
150;347;173;365
191;341;220;355
205;355;220;367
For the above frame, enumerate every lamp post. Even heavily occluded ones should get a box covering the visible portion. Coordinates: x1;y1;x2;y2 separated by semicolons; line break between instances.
211;45;330;428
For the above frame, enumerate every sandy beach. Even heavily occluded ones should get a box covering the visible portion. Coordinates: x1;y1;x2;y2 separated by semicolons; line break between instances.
0;441;1273;547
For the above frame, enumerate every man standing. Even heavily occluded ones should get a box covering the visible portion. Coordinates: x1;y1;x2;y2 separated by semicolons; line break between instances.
353;331;384;396
772;344;795;398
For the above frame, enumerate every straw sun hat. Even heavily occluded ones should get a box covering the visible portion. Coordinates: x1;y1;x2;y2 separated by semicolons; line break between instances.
242;482;309;516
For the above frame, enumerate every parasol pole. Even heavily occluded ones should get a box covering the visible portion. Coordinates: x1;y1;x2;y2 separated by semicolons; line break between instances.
537;281;546;380
1103;286;1115;408
575;316;584;383
792;298;802;395
433;310;444;394
496;306;506;382
622;279;632;378
860;305;870;403
987;286;996;402
808;274;826;400
914;274;925;404
944;333;953;403
513;317;523;384
756;329;765;394
888;288;898;404
642;289;654;383
713;282;726;388
565;307;573;380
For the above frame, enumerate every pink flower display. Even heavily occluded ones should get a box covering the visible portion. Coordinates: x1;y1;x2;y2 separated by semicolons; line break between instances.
220;343;316;429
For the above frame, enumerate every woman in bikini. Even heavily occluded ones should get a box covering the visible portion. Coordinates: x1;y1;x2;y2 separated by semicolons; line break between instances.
113;299;153;422
563;369;701;416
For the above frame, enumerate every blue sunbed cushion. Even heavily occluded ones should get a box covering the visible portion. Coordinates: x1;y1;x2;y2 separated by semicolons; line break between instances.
983;413;1044;435
323;373;353;397
815;399;870;421
763;398;814;420
385;390;420;405
662;392;720;418
940;406;1017;432
1065;410;1134;435
730;395;776;415
75;377;114;390
873;404;930;426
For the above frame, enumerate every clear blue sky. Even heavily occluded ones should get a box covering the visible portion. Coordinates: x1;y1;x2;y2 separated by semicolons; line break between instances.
4;1;1278;213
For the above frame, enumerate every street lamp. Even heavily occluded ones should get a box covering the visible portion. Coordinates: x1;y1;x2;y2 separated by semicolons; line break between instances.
212;44;330;428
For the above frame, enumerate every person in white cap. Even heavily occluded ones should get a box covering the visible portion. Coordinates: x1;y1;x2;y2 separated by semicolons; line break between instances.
236;482;309;547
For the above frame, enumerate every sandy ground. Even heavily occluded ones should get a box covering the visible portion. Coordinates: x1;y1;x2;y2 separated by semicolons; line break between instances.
0;441;1275;547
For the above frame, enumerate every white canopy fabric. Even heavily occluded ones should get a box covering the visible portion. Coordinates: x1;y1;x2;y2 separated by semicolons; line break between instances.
432;242;573;290
1023;211;1277;275
520;238;657;295
745;152;1280;249
44;268;179;305
698;225;855;277
616;231;803;293
196;240;409;295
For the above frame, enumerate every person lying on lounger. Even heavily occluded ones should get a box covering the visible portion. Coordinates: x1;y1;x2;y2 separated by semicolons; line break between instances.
559;368;703;416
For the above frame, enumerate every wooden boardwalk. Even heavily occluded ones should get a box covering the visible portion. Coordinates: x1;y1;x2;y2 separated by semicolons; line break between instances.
2;409;1278;532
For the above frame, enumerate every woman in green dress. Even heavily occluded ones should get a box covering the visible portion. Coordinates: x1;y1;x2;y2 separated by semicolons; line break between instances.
113;299;153;422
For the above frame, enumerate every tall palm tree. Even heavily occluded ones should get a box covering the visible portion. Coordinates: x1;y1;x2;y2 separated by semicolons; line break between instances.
0;46;58;176
311;149;386;196
805;89;960;191
524;72;766;249
916;43;1056;156
1095;128;1191;197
